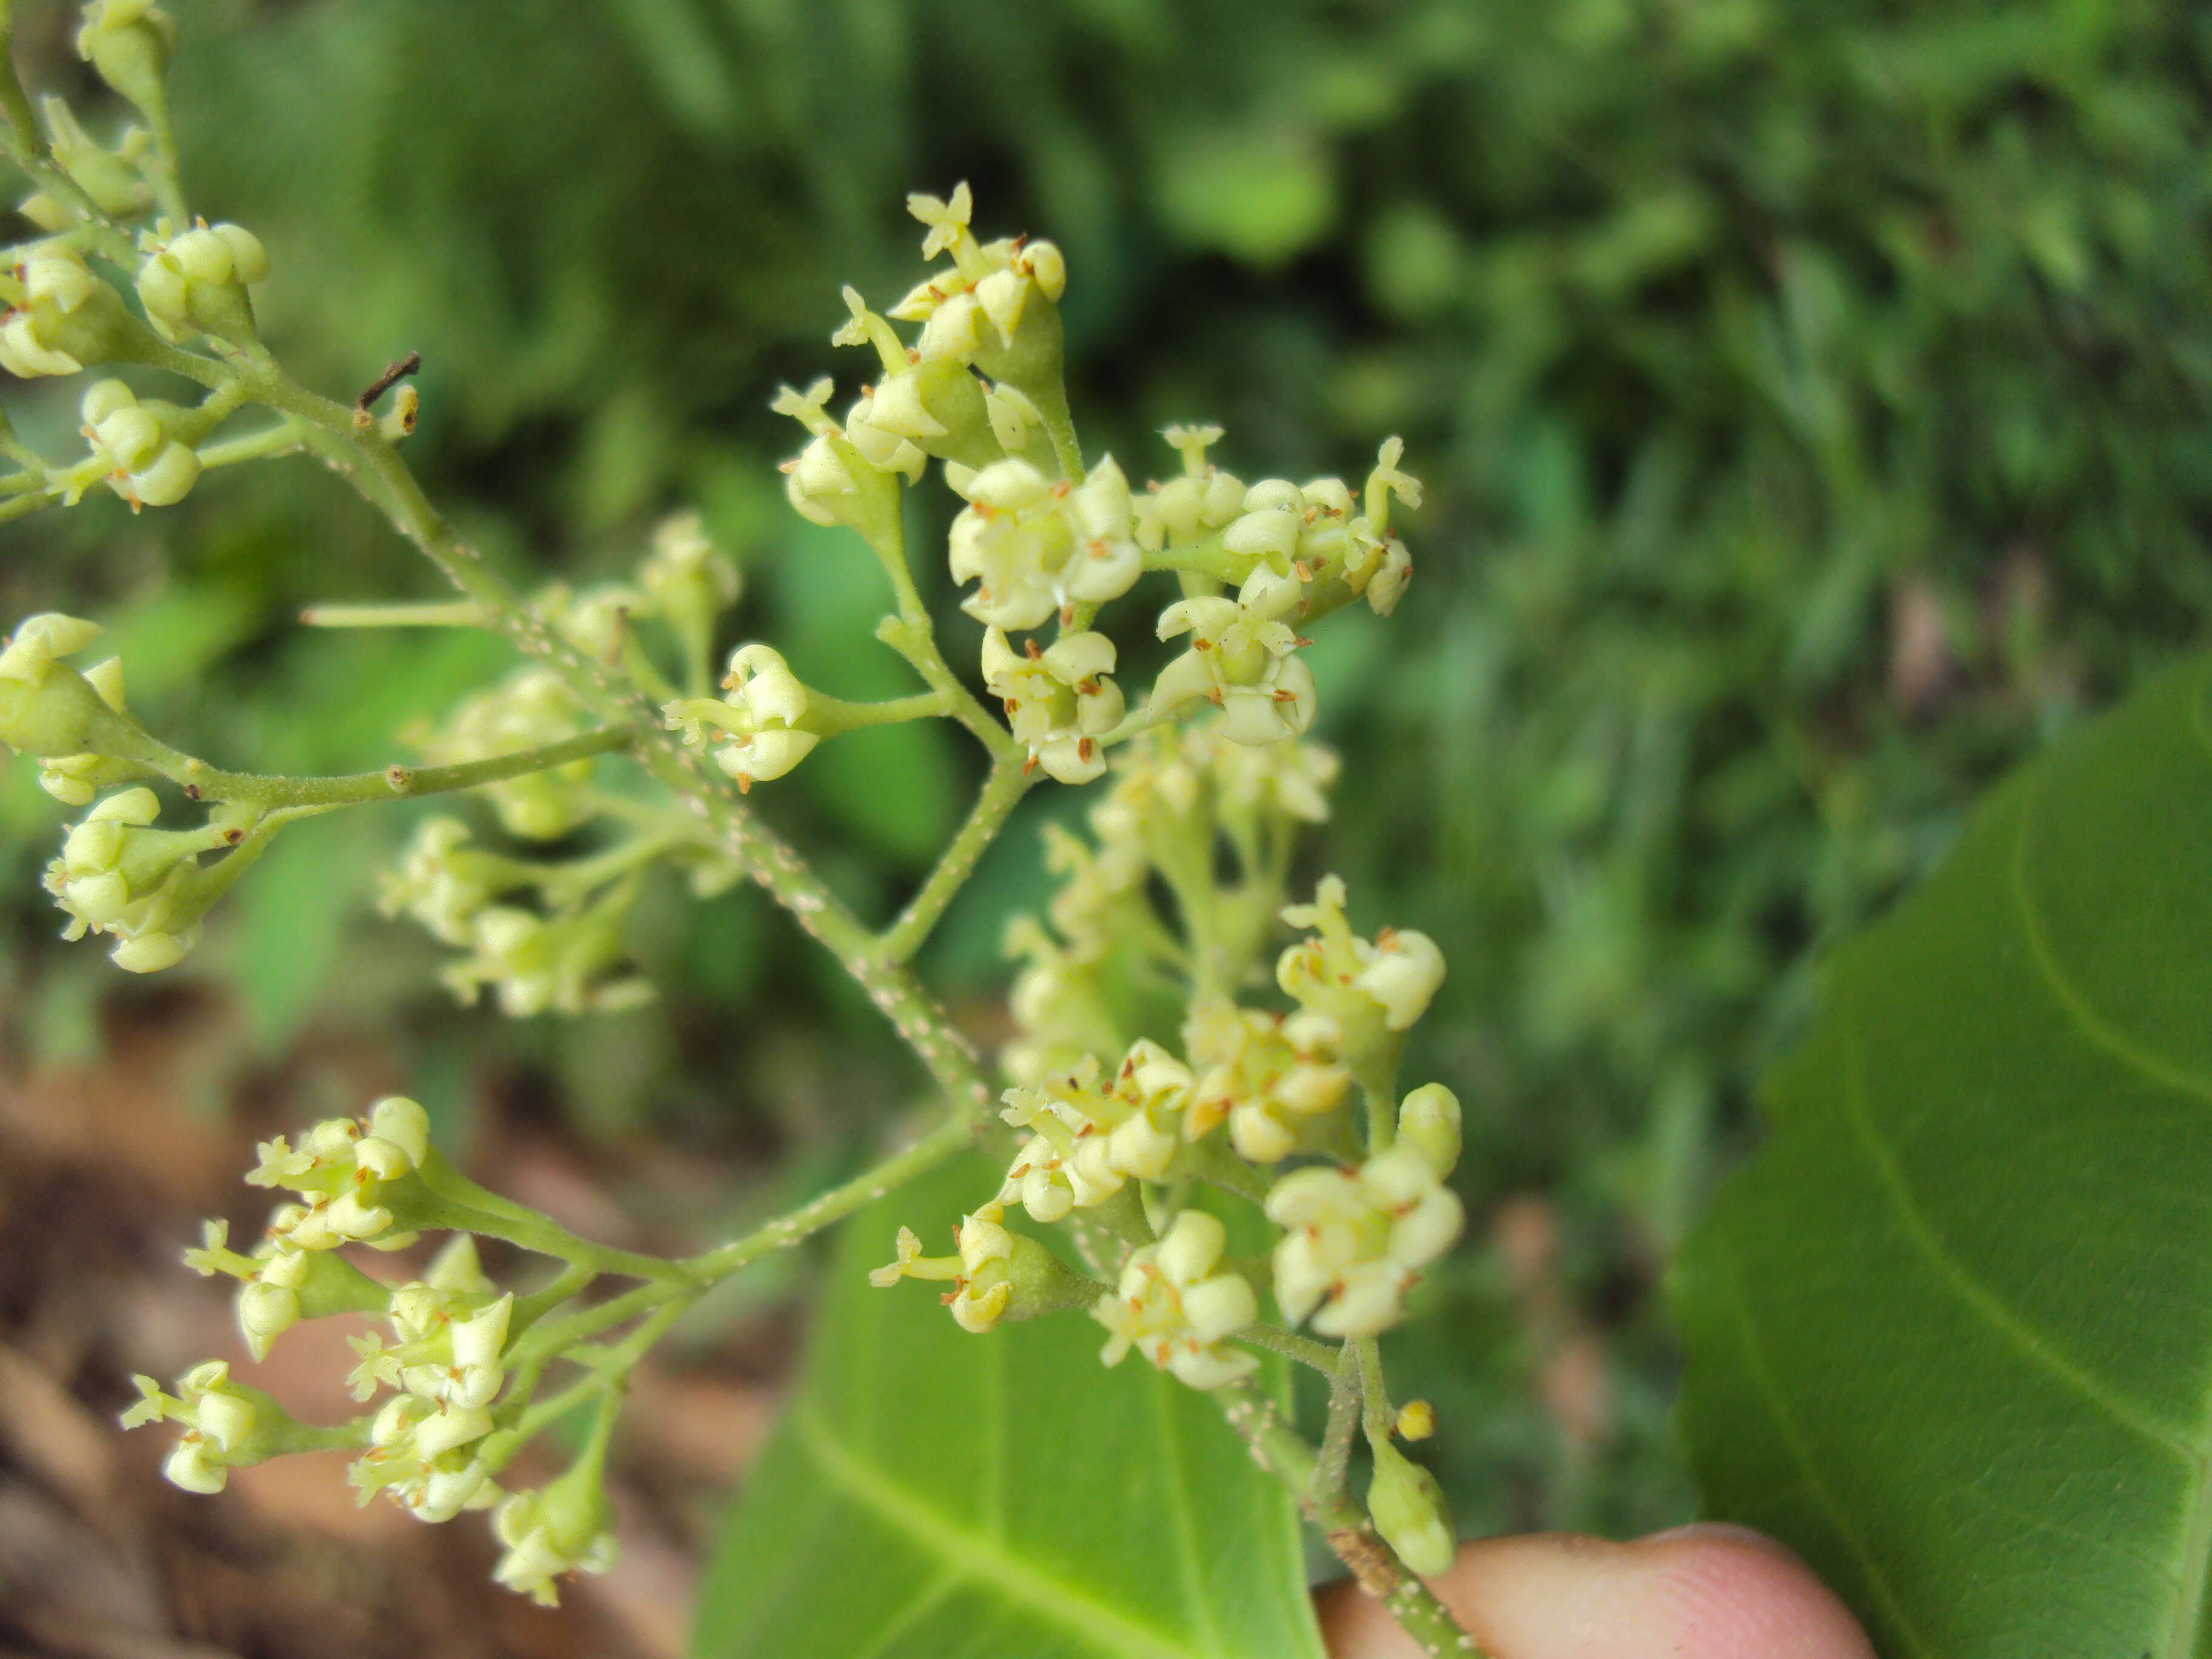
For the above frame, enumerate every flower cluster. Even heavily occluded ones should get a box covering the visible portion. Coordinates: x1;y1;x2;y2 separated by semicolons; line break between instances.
1184;996;1353;1164
882;723;1464;1399
382;815;657;1017
438;890;652;1017
0;82;1466;1621
0;612;144;803
81;378;201;506
1267;1143;1464;1338
364;512;747;1013
948;457;1142;630
347;1238;515;1520
243;1094;435;1256
135;220;268;346
1093;1210;1259;1391
760;184;1423;795
998;720;1338;1087
996;1040;1192;1221
980;627;1122;783
42;785;261;973
121;1361;292;1494
128;1092;637;1607
0;243;131;378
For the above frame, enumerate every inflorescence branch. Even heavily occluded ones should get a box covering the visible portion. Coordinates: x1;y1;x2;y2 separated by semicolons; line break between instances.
0;8;1468;1645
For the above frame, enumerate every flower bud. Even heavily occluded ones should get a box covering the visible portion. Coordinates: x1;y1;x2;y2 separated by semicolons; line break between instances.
1356;928;1445;1031
1395;1399;1436;1441
0;614;136;759
492;1441;618;1607
1396;1083;1462;1178
871;1199;1096;1335
0;244;135;378
1367;1437;1455;1577
665;643;819;791
120;1359;298;1494
135;223;267;346
638;511;740;668
42;97;152;217
81;380;200;507
773;378;902;538
76;1;178;123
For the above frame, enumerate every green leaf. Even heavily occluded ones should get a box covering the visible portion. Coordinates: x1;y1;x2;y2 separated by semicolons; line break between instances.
1675;654;2212;1656
1153;128;1338;268
692;1155;1327;1659
230;809;384;1050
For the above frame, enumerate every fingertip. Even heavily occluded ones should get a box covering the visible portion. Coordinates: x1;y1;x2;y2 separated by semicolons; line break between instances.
1620;1526;1877;1659
1318;1527;1875;1659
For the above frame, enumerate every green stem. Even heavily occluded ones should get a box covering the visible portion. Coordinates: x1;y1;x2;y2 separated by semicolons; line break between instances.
512;1299;687;1440
274;1417;375;1456
684;1110;980;1279
136;726;634;811
1141;531;1236;584
860;513;1019;763
877;612;1016;760
301;600;487;629
509;1262;595;1337
196;417;307;471
504;1279;671;1372
803;688;954;737
1232;1321;1339;1376
0;14;35;161
535;830;684;903
1355;1336;1394;1442
1186;1135;1272;1207
1027;375;1084;479
1212;1382;1488;1658
416;1159;689;1284
1362;1082;1396;1156
1312;1341;1364;1514
494;1109;987;1383
879;756;1033;962
620;635;679;703
130;78;189;224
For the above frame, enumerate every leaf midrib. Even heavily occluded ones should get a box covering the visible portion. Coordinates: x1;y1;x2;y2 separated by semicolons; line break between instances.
792;1404;1212;1659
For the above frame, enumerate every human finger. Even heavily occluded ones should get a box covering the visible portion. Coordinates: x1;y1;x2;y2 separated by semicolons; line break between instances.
1318;1523;1876;1659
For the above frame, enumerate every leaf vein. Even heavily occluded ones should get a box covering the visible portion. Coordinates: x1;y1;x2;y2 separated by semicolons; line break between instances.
1721;1252;1935;1659
1151;1369;1219;1651
846;1572;964;1659
791;1403;1207;1659
2162;1449;2212;1657
1839;991;2191;1453
2012;777;2212;1105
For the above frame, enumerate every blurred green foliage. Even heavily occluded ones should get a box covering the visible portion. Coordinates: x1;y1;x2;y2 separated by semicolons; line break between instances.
2;0;2207;1544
